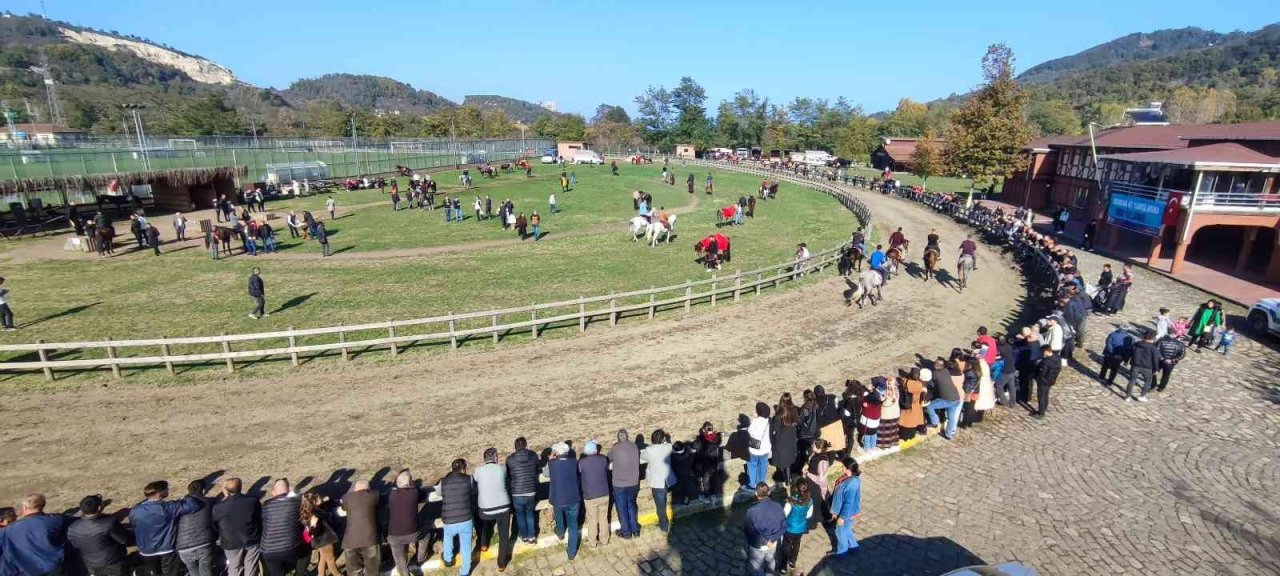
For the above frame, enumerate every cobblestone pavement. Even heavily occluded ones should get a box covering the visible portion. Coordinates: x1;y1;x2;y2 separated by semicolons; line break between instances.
460;194;1280;576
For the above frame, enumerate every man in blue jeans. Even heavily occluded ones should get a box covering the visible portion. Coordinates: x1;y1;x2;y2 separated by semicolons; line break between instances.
547;443;581;560
505;437;539;544
608;429;641;538
926;360;963;440
436;459;474;576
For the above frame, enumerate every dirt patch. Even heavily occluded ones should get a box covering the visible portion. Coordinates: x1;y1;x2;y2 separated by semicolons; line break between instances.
0;185;1026;507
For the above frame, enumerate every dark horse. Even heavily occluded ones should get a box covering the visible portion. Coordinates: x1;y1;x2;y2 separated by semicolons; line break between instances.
479;165;497;178
838;245;864;277
211;226;235;257
923;247;941;282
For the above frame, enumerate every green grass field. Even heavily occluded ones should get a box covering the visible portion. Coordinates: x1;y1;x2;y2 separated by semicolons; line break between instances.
0;164;860;387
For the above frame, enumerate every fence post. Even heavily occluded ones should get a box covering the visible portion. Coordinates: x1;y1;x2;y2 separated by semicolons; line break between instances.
684;281;692;313
531;305;538;339
734;272;742;302
579;296;586;332
711;274;718;307
288;327;299;367
37;339;52;381
160;341;174;375
339;322;349;361
755;272;762;296
648;288;656;319
388;320;398;356
106;337;122;379
609;292;618;326
220;334;234;373
491;309;499;344
449;313;458;349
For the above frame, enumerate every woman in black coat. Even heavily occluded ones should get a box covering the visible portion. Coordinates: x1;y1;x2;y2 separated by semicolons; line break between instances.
692;421;722;502
839;380;866;455
770;393;800;484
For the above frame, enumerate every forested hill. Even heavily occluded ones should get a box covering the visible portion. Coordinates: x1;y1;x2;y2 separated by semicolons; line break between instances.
1017;27;1239;84
462;95;552;124
281;74;455;116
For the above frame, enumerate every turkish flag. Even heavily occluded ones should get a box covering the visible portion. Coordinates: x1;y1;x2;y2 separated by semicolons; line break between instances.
1163;192;1183;226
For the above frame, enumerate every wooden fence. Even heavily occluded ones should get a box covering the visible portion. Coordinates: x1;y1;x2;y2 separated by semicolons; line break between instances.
0;164;872;380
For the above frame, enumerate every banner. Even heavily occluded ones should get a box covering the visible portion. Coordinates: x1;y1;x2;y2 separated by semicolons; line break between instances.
1163;192;1183;227
1107;192;1165;236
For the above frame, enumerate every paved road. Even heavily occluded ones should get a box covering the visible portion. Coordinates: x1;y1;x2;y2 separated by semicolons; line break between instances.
474;189;1280;576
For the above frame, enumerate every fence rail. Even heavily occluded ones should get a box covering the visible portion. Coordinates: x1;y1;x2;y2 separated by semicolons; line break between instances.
0;163;871;379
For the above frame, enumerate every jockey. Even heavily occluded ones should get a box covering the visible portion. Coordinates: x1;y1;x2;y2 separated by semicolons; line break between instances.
850;228;866;249
658;208;670;228
925;228;941;255
869;244;886;278
888;227;908;251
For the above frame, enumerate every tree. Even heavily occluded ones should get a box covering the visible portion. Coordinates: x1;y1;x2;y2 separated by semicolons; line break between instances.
943;43;1035;196
592;104;630;124
670;76;714;149
910;133;944;188
1028;99;1083;135
763;104;793;151
1166;86;1237;124
880;98;929;137
634;86;675;148
835;115;879;161
1083;101;1128;127
169;93;241;135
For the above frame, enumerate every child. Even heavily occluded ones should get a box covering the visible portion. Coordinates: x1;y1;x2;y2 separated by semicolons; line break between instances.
1215;328;1236;355
1172;317;1190;340
778;478;813;575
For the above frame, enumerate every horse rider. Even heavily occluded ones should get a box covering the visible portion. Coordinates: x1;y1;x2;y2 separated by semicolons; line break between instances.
851;228;866;250
869;244;887;280
958;233;978;272
889;227;909;252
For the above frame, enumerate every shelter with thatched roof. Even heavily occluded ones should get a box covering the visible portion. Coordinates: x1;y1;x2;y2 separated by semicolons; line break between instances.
1;165;246;212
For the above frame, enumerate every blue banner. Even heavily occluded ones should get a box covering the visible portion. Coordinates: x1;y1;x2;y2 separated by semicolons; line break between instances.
1107;192;1165;236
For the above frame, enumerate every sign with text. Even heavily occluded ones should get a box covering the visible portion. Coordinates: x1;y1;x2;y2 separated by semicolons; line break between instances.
1107;192;1165;236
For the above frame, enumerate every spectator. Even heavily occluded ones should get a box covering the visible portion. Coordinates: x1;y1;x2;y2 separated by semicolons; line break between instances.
386;470;426;576
339;480;380;576
609;429;641;539
579;440;611;548
67;494;129;576
1128;331;1160;403
530;211;542;241
839;380;865;453
778;479;814;575
691;422;722;504
1156;332;1187;392
129;480;200;576
0;494;67;576
743;483;784;576
900;370;927;440
0;277;15;331
771;394;799;483
1100;325;1134;388
670;440;696;506
829;457;862;557
860;378;884;451
926;362;963;440
212;477;262;576
437;459;475;576
248;268;267;320
640;430;674;532
300;491;339;576
325;196;336;220
259;478;306;576
474;449;513;572
1215;328;1236;356
175;480;217;576
315;222;331;257
549;192;558;215
746;404;773;491
260;222;277;254
1033;346;1063;417
547;443;581;560
1155;307;1172;340
285;212;300;239
506;437;540;544
173;213;187;241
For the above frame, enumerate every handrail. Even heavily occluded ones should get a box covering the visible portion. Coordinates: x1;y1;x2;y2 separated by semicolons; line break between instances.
0;161;871;379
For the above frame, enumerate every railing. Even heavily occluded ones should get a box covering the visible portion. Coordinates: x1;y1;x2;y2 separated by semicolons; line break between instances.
0;166;871;380
1107;180;1280;212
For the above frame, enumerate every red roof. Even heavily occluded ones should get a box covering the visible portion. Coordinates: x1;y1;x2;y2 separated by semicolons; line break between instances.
1039;121;1280;152
9;123;84;134
1099;142;1280;167
1176;121;1280;142
1025;135;1080;151
881;138;942;161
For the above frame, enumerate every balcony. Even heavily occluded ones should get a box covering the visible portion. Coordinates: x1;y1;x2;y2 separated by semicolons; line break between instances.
1106;181;1280;214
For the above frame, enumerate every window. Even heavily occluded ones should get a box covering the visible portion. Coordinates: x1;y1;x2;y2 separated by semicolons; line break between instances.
1074;187;1089;209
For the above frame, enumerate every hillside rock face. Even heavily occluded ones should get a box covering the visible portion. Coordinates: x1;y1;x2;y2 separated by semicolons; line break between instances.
59;27;236;85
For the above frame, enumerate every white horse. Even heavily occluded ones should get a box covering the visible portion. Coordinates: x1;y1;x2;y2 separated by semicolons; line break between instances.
844;269;884;308
628;216;650;241
646;214;678;246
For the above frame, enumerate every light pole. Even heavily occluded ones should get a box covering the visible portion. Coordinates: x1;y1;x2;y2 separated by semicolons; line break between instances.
123;103;149;170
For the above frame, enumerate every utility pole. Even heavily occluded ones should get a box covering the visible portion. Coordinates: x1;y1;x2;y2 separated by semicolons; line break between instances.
36;50;63;126
250;117;259;148
349;113;359;174
124;103;149;170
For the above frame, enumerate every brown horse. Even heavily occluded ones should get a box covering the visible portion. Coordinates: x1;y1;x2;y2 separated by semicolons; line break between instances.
212;226;235;257
839;245;864;276
923;247;941;281
499;162;513;173
94;226;116;256
885;247;903;279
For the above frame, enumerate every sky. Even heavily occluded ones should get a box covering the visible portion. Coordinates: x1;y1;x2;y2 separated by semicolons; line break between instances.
10;0;1278;116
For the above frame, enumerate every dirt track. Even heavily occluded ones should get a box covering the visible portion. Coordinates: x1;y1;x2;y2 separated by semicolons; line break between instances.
0;185;1026;506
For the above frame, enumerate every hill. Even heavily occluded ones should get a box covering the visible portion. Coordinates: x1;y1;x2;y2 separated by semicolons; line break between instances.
281;74;455;116
462;95;553;124
1018;27;1237;84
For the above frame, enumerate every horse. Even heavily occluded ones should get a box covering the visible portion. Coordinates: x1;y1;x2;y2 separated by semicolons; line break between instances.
478;165;497;178
694;233;731;267
646;214;678;246
957;254;975;291
845;269;884;308
499;162;513;173
923;247;941;282
884;247;903;279
717;205;739;227
628;216;650;241
212;226;235;257
94;226;116;256
838;245;864;277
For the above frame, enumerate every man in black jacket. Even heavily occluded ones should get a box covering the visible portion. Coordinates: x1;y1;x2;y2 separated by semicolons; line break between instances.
248;268;266;320
1032;345;1062;419
506;437;540;544
1155;334;1186;393
211;478;261;576
176;480;217;576
66;495;131;576
258;479;305;576
1127;331;1161;403
436;459;475;576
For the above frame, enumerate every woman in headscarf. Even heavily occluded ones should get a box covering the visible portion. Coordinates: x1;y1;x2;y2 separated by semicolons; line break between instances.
876;376;900;449
840;380;865;453
971;343;997;423
899;368;927;441
859;379;884;453
1189;299;1224;350
692;421;722;503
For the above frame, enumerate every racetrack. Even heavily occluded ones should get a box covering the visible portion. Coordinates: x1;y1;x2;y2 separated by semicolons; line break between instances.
0;179;1027;509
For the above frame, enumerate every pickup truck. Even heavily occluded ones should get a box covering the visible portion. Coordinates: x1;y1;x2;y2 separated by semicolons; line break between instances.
1247;298;1280;336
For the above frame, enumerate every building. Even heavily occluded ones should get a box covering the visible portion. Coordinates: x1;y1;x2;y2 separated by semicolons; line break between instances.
1000;121;1280;282
556;140;588;159
0;123;86;146
870;138;941;172
675;144;696;159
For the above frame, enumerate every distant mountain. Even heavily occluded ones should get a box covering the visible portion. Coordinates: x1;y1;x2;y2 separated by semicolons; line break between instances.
281;74;455;116
1018;27;1239;84
462;95;553;123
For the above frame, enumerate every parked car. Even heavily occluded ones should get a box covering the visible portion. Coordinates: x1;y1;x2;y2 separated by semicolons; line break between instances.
540;154;557;164
941;562;1037;576
572;150;604;165
1247;298;1280;336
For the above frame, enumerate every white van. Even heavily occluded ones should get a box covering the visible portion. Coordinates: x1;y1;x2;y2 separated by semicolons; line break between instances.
803;150;832;166
572;150;604;165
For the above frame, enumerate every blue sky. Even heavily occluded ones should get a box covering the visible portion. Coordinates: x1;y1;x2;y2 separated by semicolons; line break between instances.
11;0;1277;115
